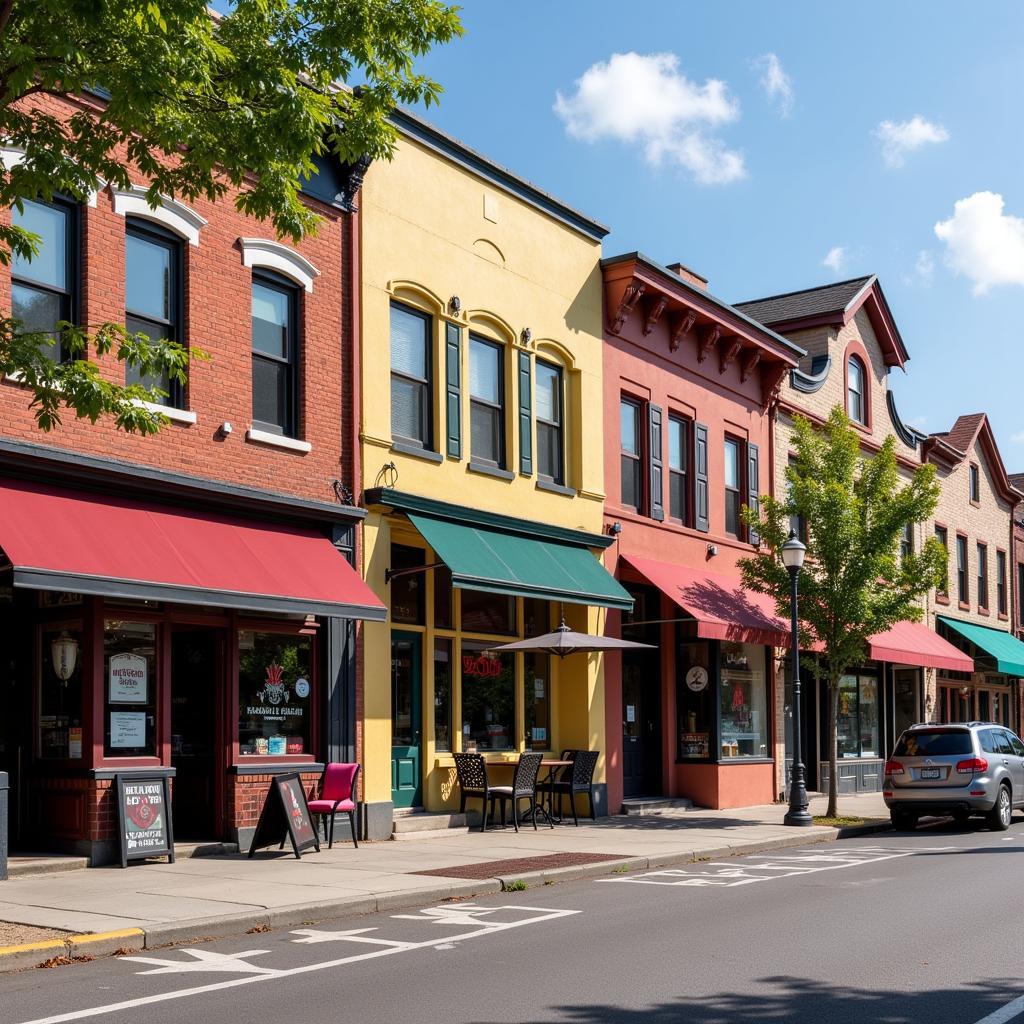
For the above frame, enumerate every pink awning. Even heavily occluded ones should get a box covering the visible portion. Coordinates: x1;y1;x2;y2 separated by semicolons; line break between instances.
869;620;973;672
623;554;790;647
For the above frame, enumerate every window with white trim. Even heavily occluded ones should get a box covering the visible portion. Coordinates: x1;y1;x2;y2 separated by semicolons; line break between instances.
251;272;300;437
847;355;866;425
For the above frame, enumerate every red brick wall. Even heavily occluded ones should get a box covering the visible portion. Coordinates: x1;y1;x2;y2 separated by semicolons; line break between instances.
227;772;321;829
0;92;356;506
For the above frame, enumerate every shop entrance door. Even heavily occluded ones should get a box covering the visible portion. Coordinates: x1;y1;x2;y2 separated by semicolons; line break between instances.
0;598;32;849
893;669;920;746
391;632;422;808
170;629;221;839
622;649;661;798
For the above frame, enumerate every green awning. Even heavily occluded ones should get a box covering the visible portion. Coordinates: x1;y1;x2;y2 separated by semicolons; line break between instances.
408;513;632;611
938;616;1024;676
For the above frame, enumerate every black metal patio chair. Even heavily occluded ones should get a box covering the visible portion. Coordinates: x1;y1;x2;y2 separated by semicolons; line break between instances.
487;751;544;832
453;752;497;832
550;749;599;825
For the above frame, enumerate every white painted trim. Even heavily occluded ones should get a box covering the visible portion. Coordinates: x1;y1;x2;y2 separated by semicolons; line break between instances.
1;146;102;206
132;399;197;425
245;426;312;454
239;237;320;292
111;184;207;244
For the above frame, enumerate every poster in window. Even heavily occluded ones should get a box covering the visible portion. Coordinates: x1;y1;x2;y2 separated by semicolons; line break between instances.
110;711;147;748
680;732;709;758
109;652;148;703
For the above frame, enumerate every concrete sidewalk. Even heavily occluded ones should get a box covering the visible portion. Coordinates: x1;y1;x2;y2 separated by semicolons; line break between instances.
0;793;888;964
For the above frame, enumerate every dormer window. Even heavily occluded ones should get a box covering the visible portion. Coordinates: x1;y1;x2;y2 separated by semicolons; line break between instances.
847;355;866;425
969;464;980;504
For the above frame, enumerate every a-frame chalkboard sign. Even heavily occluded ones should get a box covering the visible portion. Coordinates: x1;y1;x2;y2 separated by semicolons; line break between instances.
248;772;320;859
116;774;175;868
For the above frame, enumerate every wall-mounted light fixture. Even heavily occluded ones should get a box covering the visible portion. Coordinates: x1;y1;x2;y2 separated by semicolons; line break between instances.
706;543;718;558
448;295;462;315
51;631;79;684
608;521;622;536
217;421;232;438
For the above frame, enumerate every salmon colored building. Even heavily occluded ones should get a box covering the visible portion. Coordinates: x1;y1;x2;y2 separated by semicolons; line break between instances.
599;253;803;812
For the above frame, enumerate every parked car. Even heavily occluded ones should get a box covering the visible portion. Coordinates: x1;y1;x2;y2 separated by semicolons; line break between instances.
883;722;1024;831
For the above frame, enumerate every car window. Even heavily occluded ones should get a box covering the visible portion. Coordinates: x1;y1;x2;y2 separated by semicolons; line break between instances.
997;730;1017;755
894;730;973;756
980;729;1000;755
1008;733;1024;757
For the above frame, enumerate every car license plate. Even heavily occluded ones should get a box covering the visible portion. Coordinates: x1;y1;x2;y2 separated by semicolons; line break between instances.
920;768;941;779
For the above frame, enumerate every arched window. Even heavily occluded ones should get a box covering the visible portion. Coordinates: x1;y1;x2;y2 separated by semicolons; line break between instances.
847;355;867;425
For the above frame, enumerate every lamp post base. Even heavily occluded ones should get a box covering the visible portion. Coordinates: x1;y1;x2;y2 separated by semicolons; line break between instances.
783;807;814;827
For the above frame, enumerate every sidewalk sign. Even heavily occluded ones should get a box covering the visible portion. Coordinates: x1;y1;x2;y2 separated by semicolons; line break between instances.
248;772;320;859
115;774;175;868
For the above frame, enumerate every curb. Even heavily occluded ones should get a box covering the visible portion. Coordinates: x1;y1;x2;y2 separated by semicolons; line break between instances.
0;823;892;971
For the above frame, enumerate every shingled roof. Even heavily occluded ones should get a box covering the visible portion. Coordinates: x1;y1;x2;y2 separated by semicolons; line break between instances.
939;413;987;455
734;277;874;326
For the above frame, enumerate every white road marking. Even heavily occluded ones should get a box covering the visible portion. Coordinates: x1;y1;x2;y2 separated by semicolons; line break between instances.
289;928;413;949
390;904;502;926
119;949;274;975
971;992;1024;1023
16;905;580;1024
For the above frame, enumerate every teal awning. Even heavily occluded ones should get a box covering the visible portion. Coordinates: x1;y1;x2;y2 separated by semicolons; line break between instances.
408;513;632;611
938;616;1024;677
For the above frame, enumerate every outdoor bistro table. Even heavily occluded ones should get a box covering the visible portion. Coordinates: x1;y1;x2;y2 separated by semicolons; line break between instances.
484;757;573;827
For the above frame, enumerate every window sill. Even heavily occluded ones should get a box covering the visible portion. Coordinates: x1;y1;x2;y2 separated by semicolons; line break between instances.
467;460;514;481
999;612;1009;621
391;440;443;464
936;594;951;606
133;399;197;425
979;607;990;617
959;601;971;611
230;759;323;775
536;478;576;497
246;427;312;454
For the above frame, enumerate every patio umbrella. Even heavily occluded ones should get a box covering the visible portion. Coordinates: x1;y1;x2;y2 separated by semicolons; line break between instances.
486;618;656;659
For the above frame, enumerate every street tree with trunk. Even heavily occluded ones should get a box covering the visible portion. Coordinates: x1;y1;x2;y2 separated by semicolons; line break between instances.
0;0;461;432
740;406;947;818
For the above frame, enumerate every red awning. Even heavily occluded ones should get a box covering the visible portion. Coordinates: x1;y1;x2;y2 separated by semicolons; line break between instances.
869;621;973;672
623;554;790;647
0;477;385;620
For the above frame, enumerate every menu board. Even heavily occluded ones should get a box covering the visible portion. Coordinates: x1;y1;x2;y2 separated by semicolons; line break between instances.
248;772;320;859
110;712;147;748
116;774;175;868
680;732;710;759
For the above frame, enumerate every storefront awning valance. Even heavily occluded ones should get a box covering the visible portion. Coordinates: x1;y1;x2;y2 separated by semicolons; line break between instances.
407;513;632;611
623;554;789;647
937;616;1024;677
0;477;386;620
869;620;973;673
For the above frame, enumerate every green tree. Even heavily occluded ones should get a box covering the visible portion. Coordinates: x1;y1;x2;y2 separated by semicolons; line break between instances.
740;406;947;818
0;0;462;432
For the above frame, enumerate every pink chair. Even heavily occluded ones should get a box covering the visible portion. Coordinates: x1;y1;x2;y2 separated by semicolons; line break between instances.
308;763;360;848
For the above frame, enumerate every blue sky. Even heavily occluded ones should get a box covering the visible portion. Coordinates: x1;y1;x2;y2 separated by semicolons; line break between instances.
407;2;1024;467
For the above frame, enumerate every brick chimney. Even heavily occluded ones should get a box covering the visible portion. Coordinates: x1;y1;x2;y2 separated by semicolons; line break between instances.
666;262;708;291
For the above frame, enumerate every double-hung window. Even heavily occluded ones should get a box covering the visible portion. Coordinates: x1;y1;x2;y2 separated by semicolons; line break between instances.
12;198;76;361
125;220;182;406
390;302;432;448
668;415;689;523
251;272;299;436
957;535;969;605
900;523;913;562
977;542;989;611
969;465;980;504
935;525;949;596
469;335;505;467
620;397;642;511
997;550;1008;616
847;356;866;425
535;360;563;484
724;437;743;537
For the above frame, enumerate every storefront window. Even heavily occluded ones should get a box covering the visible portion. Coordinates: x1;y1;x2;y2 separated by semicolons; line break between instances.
460;641;514;750
525;652;551;750
837;673;879;758
238;632;312;756
677;641;714;760
104;621;158;757
433;639;453;751
461;589;516;636
391;544;426;625
39;626;83;759
719;642;769;759
434;565;453;630
523;598;549;638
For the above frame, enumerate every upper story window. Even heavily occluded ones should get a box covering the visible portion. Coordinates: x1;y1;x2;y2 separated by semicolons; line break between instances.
251;272;299;437
390;302;432;449
900;523;913;562
1019;563;1024;626
469;335;505;468
620;397;642;512
125;219;183;407
668;415;689;524
997;550;1008;616
12;197;76;361
935;525;949;596
956;534;969;605
788;456;808;544
977;542;989;611
969;464;980;504
724;436;743;537
847;355;867;425
535;360;563;485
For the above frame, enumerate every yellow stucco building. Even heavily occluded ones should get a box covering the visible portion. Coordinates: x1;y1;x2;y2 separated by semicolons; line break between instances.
357;110;630;838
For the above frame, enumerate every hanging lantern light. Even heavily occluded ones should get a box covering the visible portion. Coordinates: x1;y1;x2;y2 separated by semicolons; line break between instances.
51;631;79;684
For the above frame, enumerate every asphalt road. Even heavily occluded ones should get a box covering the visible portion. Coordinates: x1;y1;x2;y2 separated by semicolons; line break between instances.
3;820;1024;1024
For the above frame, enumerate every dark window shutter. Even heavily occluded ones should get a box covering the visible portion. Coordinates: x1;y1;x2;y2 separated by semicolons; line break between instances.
747;442;760;545
695;422;709;533
445;323;461;458
518;350;533;475
649;404;664;521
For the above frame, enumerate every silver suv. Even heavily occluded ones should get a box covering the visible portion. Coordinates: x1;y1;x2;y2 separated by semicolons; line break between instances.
884;722;1024;831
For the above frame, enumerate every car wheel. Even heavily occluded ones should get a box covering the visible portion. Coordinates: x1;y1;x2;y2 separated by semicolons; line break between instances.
987;785;1012;832
890;810;917;830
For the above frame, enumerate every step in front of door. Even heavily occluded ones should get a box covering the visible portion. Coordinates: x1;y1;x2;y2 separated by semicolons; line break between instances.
391;811;469;839
621;796;695;815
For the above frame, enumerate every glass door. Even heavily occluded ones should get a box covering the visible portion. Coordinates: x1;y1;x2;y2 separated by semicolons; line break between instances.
391;631;422;808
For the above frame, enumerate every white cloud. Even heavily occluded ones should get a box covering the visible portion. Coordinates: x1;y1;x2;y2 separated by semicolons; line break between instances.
907;249;935;286
822;246;847;273
934;191;1024;295
751;53;793;117
875;116;950;168
553;52;745;185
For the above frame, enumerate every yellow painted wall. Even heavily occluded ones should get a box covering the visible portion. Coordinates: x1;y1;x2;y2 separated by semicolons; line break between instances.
359;132;609;816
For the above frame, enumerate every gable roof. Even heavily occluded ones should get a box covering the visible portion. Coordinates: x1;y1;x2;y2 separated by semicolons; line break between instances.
1009;472;1024;494
735;274;908;369
923;413;1023;505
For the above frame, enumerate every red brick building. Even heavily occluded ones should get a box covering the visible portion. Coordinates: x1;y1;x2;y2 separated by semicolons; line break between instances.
0;93;382;862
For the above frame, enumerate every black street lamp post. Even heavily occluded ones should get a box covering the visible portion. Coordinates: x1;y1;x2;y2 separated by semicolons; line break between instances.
782;530;812;827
